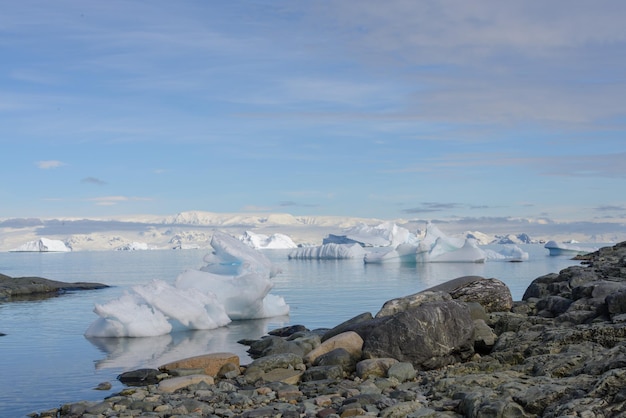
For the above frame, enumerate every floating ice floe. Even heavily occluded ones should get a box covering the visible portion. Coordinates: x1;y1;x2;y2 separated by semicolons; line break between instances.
84;231;289;338
288;243;366;260
544;240;598;256
239;230;298;249
9;237;71;252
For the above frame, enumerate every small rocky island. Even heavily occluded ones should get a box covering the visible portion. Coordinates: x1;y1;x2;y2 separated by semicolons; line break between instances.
33;242;626;417
0;273;108;301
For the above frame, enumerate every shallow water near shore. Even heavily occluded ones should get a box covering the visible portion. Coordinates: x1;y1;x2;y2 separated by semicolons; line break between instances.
0;245;587;417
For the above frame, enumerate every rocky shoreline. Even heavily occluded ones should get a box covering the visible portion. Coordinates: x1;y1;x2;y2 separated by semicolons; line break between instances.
32;241;626;417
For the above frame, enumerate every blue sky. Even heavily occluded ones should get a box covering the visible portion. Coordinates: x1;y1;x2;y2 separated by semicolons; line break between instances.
1;1;625;226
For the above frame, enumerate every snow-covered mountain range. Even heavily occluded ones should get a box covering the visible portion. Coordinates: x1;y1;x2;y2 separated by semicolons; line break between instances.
1;210;622;252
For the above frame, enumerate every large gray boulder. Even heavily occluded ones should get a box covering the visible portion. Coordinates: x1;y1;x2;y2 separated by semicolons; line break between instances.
361;300;475;370
423;275;513;313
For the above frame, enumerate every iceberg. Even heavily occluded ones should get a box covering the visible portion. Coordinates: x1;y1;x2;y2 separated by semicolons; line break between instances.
201;231;282;278
304;222;492;263
494;233;534;244
367;223;484;263
363;243;420;264
417;237;486;263
544;240;597;256
322;221;412;247
9;237;71;252
239;230;297;249
288;243;366;260
483;245;529;262
84;231;289;337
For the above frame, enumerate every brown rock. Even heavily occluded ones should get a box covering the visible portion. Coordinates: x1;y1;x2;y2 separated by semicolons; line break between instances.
356;358;398;380
304;331;363;365
158;374;214;393
261;368;303;384
159;352;240;377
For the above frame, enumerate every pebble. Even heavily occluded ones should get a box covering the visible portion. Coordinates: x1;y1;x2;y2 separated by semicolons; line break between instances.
30;370;446;418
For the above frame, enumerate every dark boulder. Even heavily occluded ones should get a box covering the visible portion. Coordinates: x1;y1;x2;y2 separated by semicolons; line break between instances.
360;300;475;370
412;275;513;313
118;368;162;386
314;347;359;374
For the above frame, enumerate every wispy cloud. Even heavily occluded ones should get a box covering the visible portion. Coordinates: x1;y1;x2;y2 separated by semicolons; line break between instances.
595;205;626;212
402;202;464;214
402;202;505;215
36;160;65;169
279;201;319;208
81;177;107;186
393;152;626;179
539;152;626;178
89;196;151;206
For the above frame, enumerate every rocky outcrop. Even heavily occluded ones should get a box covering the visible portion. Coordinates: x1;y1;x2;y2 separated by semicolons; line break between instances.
0;273;108;301
34;241;626;418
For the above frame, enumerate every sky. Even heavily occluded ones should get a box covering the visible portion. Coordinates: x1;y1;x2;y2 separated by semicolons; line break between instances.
1;1;625;229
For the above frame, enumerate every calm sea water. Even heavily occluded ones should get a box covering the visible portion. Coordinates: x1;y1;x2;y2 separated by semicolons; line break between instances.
0;245;584;417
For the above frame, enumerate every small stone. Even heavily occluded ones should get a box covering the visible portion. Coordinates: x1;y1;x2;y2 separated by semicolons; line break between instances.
154;404;172;412
262;368;303;384
94;381;112;390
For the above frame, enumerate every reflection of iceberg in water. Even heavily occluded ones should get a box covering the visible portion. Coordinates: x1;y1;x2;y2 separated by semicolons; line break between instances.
84;231;289;338
86;317;289;370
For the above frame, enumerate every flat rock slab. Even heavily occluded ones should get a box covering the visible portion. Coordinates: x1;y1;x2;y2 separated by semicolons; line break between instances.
159;352;240;377
158;374;215;393
0;273;109;300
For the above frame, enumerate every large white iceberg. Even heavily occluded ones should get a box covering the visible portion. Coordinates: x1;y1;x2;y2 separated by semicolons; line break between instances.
239;230;297;249
9;237;71;252
84;231;289;337
364;222;486;263
323;221;412;247
289;221;526;264
417;237;486;263
288;243;366;260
